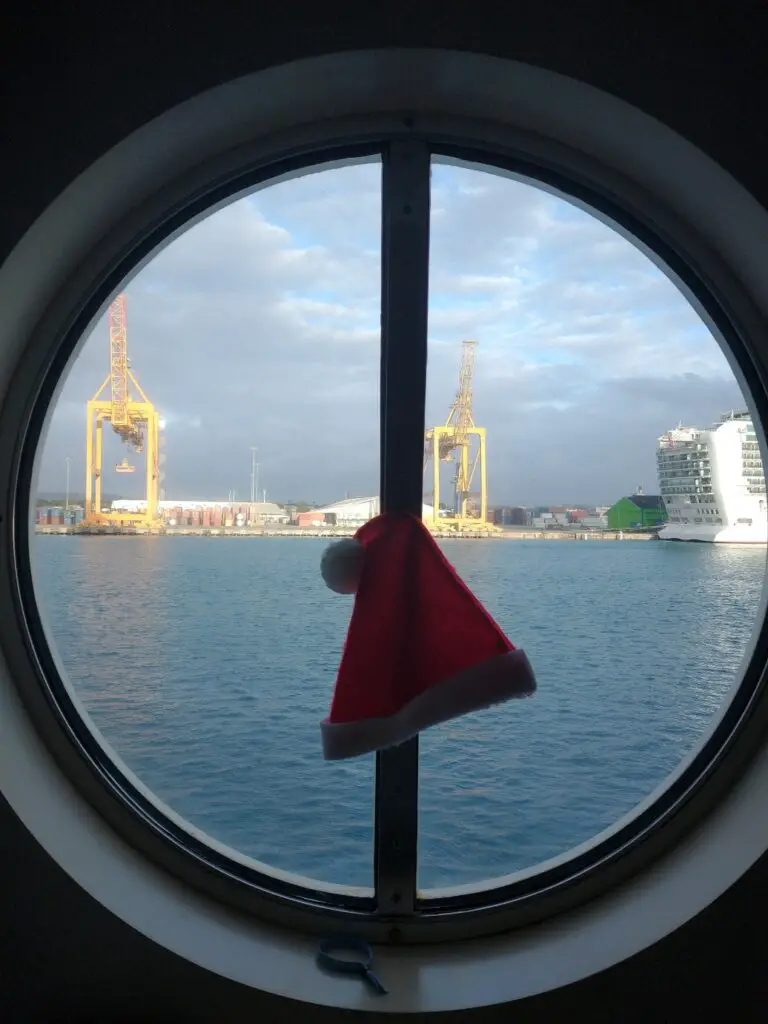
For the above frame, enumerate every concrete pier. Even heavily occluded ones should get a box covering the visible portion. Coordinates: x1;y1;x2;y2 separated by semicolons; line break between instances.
33;525;655;541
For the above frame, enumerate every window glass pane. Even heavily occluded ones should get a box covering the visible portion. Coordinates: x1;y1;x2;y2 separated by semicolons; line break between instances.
31;160;381;890
418;157;766;891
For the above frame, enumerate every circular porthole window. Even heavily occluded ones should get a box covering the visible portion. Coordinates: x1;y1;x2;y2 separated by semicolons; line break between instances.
5;114;768;944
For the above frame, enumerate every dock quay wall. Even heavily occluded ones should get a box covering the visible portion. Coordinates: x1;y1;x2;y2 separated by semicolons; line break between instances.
34;526;655;541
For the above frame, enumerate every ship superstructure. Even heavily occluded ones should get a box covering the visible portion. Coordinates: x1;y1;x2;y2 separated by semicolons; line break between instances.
657;410;767;543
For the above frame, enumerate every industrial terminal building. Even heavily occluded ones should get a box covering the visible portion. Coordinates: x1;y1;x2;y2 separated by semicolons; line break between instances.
306;496;435;528
110;499;289;526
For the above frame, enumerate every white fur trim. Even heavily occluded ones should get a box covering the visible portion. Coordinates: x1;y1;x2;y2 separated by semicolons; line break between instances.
321;649;536;760
320;538;365;594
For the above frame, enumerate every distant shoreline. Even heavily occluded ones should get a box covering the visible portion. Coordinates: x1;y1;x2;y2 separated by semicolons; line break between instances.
33;525;655;542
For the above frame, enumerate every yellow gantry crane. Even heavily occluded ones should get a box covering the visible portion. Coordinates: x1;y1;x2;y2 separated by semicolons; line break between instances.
84;294;161;526
424;339;490;531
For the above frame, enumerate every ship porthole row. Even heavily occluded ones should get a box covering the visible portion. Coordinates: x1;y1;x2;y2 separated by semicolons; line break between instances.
3;107;768;949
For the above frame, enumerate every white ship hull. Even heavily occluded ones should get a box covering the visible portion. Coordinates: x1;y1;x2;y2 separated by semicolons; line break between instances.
658;522;768;544
657;411;767;545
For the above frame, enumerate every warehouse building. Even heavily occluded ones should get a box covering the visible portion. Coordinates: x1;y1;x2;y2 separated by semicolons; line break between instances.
110;499;289;524
309;496;435;528
606;494;667;530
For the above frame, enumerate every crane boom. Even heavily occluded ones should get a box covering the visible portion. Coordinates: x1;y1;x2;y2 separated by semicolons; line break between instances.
109;295;129;427
103;295;143;450
443;339;477;454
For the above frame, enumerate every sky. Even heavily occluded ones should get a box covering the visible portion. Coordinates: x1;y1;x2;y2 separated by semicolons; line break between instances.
36;158;746;507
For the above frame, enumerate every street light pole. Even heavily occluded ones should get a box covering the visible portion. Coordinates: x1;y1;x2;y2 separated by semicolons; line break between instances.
250;446;258;504
65;457;71;510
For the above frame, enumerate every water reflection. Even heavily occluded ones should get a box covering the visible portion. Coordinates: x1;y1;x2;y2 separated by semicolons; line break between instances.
418;539;766;888
32;536;375;887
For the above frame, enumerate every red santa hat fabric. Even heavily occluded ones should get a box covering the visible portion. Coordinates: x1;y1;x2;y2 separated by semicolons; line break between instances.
321;513;536;760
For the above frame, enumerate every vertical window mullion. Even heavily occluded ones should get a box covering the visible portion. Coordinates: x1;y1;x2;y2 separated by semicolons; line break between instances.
375;139;432;916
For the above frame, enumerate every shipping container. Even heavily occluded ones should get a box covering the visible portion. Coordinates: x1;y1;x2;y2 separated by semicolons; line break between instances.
298;511;325;528
582;516;608;529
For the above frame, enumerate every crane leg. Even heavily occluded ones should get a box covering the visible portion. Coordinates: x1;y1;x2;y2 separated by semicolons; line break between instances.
85;403;94;520
479;428;487;525
460;442;469;518
95;417;103;515
145;409;158;524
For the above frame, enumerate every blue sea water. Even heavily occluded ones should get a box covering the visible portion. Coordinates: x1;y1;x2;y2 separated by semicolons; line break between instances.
31;536;765;890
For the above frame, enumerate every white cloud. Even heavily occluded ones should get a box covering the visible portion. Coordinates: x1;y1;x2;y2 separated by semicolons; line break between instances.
37;157;745;507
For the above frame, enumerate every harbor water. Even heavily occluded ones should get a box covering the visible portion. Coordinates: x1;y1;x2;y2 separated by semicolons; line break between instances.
31;536;766;890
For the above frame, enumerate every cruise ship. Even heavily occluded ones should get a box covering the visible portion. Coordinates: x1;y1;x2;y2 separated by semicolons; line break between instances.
657;410;767;543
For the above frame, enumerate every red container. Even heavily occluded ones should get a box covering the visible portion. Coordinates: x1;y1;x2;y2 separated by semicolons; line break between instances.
202;508;212;527
298;511;325;528
212;509;223;527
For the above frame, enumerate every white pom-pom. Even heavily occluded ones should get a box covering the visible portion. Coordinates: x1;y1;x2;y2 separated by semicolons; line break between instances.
321;538;365;594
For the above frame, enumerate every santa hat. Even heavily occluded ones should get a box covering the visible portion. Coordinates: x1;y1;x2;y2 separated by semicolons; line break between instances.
320;513;536;760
